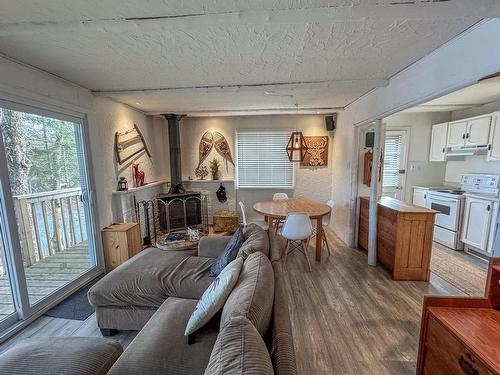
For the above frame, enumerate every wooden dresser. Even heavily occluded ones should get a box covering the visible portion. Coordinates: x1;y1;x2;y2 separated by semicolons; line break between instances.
358;196;436;281
417;259;500;375
101;223;142;272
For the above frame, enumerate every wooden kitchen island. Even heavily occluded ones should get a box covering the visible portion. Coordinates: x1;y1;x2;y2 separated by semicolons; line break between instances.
358;196;437;281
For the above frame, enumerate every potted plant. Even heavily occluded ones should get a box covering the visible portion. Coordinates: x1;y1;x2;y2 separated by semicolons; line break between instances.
209;158;221;180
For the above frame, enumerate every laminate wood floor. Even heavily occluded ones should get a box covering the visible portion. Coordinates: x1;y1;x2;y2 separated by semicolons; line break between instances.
284;230;464;374
0;230;464;374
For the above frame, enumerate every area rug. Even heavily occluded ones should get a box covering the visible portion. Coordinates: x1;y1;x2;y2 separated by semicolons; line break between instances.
44;279;99;320
430;243;488;296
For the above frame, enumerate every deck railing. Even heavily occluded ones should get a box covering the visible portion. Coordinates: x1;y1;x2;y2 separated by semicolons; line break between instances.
0;188;88;276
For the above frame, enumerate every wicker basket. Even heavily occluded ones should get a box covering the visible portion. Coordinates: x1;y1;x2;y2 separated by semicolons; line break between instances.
213;210;240;232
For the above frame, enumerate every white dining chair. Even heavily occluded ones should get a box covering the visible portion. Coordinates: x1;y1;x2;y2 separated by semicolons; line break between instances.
273;192;289;200
281;212;313;271
238;201;269;230
312;199;334;257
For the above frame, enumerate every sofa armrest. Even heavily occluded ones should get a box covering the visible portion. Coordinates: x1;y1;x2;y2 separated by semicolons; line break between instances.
198;236;231;258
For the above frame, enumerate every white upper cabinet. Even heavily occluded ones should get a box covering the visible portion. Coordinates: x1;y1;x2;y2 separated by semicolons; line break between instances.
466;116;491;146
487;113;500;161
447;120;467;147
429;122;448;161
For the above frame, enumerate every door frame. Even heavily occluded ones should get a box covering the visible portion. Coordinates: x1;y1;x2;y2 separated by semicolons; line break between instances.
0;98;104;341
382;128;410;201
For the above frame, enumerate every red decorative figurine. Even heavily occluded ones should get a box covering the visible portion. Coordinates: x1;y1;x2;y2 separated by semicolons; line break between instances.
132;161;145;187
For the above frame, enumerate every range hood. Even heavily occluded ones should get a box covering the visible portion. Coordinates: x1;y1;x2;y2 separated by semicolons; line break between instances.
446;144;488;158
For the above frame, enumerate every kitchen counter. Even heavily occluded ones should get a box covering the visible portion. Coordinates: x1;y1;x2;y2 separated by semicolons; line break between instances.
379;196;437;214
359;197;436;281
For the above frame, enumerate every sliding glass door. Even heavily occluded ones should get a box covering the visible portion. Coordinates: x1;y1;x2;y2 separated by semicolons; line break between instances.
0;103;99;332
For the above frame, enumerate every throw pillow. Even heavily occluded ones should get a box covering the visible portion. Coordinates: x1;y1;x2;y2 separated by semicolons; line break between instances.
209;227;245;277
185;257;244;337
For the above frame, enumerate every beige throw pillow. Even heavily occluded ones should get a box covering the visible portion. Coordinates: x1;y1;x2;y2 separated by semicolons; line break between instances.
185;257;244;336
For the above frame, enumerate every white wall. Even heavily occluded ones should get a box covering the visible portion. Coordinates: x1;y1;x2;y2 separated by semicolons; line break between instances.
384;112;450;201
178;115;333;220
445;98;500;182
330;19;500;246
0;55;169;229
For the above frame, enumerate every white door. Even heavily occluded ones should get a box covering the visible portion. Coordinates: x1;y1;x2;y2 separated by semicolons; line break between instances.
461;197;493;251
429;122;448;162
382;130;408;200
447;121;467;147
412;188;428;207
487;114;500;161
466;116;491;146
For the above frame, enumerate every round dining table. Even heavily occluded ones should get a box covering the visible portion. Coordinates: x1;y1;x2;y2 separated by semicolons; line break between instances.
253;198;331;262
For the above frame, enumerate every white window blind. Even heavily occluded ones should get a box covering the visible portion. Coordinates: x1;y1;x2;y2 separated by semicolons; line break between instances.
236;130;294;188
383;134;402;188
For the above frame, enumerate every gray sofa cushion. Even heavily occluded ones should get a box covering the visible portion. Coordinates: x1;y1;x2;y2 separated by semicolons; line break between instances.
209;227;244;276
237;224;270;259
0;337;122;375
88;248;215;308
271;261;298;375
220;251;274;336
205;316;274;375
108;297;218;375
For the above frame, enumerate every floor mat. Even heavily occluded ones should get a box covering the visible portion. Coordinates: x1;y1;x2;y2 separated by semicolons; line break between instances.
430;243;488;296
44;279;99;320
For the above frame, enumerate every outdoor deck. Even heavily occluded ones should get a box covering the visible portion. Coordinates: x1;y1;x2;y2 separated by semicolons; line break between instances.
0;242;90;319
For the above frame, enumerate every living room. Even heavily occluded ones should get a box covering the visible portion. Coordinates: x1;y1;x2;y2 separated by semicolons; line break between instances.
0;3;500;375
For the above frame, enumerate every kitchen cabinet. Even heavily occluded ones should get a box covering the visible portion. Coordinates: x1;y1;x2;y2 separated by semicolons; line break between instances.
487;202;498;255
461;196;494;251
358;196;436;281
466;116;491;146
447;116;491;149
428;122;448;161
487;113;500;161
447;120;467;147
412;188;428;208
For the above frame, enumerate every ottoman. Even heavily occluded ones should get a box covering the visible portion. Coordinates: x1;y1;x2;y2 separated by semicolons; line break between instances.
0;337;123;375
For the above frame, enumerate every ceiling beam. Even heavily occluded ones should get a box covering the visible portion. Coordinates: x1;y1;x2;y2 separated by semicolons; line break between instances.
146;107;345;117
92;79;389;97
0;2;499;36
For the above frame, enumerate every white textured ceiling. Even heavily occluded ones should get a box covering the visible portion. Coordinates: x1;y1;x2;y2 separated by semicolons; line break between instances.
405;77;500;113
0;1;497;115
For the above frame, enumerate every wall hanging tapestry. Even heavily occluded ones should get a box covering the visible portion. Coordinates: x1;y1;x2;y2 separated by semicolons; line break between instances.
196;131;234;170
301;136;329;166
197;131;214;168
115;124;151;165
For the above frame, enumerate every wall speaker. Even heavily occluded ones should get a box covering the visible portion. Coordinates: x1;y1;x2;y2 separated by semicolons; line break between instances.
325;113;337;131
365;132;375;148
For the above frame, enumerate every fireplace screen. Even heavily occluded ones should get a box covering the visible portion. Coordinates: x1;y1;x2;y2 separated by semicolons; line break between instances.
136;192;208;246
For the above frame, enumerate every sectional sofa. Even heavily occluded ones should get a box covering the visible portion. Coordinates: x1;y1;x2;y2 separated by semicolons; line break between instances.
0;224;296;375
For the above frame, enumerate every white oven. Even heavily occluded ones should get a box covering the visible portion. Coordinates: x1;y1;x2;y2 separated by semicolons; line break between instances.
426;192;464;249
426;195;462;231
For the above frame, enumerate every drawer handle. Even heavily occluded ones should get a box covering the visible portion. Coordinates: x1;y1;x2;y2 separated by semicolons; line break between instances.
458;355;479;375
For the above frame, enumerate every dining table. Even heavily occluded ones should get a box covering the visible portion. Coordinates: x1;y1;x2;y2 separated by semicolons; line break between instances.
253;198;331;262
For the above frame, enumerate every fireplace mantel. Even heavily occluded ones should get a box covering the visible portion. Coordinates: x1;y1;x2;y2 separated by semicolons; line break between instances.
111;179;169;223
112;179;169;196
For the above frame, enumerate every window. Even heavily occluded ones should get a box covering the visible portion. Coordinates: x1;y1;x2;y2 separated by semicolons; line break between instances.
383;133;402;188
236;130;294;188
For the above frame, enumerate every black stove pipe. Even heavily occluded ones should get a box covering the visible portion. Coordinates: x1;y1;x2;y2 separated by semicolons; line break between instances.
163;114;185;193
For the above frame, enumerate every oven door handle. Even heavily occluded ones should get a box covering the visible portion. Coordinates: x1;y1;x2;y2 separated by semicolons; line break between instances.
428;198;458;203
